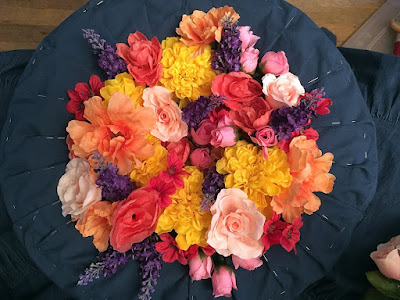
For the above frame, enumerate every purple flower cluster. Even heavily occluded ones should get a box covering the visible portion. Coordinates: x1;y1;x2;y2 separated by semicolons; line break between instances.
96;164;137;201
211;21;242;73
201;166;225;211
182;96;223;129
82;29;127;78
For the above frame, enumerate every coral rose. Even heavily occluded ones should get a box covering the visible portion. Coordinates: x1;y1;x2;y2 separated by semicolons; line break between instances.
143;86;188;142
165;137;192;163
229;97;273;135
75;201;118;252
262;72;305;109
259;51;289;76
212;72;263;110
190;148;212;170
57;158;102;220
212;266;238;298
116;31;162;87
110;188;162;252
67;93;156;175
370;235;400;280
207;188;266;259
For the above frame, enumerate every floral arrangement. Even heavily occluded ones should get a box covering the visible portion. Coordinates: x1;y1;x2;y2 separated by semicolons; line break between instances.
57;6;336;299
367;235;400;299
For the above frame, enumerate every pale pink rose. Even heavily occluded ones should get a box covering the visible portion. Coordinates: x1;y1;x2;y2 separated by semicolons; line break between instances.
165;137;192;163
190;148;211;170
189;253;213;281
207;188;266;259
212;266;238;298
238;26;260;50
262;72;305;109
210;126;237;148
240;47;259;74
143;86;188;142
210;109;234;127
259;51;289;75
232;255;263;271
370;235;400;280
250;126;278;160
191;119;216;145
66;134;78;159
57;158;102;220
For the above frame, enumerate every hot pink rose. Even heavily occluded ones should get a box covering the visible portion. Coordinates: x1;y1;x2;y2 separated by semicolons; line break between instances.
212;266;238;298
232;255;263;271
262;72;305;109
238;26;260;50
143;86;188;142
189;253;213;281
251;126;278;160
191;119;216;145
190;148;211;170
240;47;259;74
165;138;192;163
210;126;237;148
207;188;266;259
370;235;400;280
210;109;234;127
116;31;162;87
259;51;289;76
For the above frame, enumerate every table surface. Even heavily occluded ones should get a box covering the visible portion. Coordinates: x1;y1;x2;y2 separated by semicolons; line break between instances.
0;0;385;51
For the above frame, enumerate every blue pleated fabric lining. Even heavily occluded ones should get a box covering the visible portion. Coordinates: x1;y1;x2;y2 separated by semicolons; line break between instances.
0;0;377;299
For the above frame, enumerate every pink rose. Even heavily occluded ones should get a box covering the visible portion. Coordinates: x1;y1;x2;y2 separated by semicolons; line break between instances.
370;235;400;280
262;72;305;109
190;119;216;145
238;26;260;50
210;126;238;148
143;86;188;142
232;255;263;271
165;138;192;163
240;47;259;74
189;253;213;281
210;109;234;127
251;126;278;160
190;148;211;170
207;188;266;259
212;266;238;298
259;51;289;76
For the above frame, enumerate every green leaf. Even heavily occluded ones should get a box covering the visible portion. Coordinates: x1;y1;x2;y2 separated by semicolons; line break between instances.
366;271;400;299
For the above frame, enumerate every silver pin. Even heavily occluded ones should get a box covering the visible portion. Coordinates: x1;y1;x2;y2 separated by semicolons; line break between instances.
364;133;367;139
347;75;351;82
322;214;329;220
9;118;12;123
332;160;335;164
32;59;36;64
40;46;43;50
340;227;346;232
46;136;54;139
340;60;343;65
263;254;269;262
285;17;294;29
365;152;368;159
308;77;319;84
27;171;30;175
346;163;352;166
51;200;61;206
57;97;65;100
51;230;57;235
191;296;194;300
83;8;88;12
280;291;286;295
53;264;56;268
326;70;332;75
305;246;311;251
33;215;37;221
66;220;73;224
57;136;66;140
332;121;341;125
97;0;104;5
12;205;16;210
38;94;46;98
43;166;56;171
272;270;278;277
5;136;9;142
19;226;22;230
277;6;283;10
351;120;356;123
329;243;334;249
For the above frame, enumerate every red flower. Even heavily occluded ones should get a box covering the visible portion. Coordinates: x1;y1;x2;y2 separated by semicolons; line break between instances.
159;151;189;189
263;211;286;251
184;244;216;260
66;75;104;121
278;128;319;153
155;233;188;265
147;176;176;208
313;97;332;115
280;217;303;254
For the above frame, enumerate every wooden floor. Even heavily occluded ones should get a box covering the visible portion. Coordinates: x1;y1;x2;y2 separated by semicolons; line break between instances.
0;0;385;51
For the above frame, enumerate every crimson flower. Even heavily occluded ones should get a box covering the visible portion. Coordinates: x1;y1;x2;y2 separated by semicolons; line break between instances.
313;97;333;115
66;75;104;121
263;211;287;252
159;151;189;189
184;244;216;260
155;233;188;265
280;217;303;254
147;176;176;208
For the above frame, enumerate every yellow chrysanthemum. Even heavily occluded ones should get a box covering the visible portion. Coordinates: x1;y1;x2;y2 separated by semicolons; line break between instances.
216;141;292;214
100;72;145;108
129;134;167;186
156;166;212;250
159;37;216;102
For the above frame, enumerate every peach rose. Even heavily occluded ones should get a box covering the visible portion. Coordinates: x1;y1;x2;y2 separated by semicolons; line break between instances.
262;72;305;109
207;188;266;260
370;235;400;280
57;158;102;220
143;86;188;143
165;137;192;163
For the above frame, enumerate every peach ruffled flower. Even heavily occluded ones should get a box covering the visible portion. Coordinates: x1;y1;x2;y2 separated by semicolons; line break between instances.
271;136;336;223
67;92;156;175
75;201;118;252
176;6;239;52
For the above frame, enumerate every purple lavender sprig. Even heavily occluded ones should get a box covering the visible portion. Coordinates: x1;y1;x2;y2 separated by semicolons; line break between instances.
91;150;110;172
201;167;225;211
182;95;223;129
82;29;127;78
211;19;242;73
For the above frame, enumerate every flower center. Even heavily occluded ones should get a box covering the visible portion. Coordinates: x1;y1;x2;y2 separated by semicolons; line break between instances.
267;225;276;235
286;228;293;240
131;214;136;220
168;166;176;175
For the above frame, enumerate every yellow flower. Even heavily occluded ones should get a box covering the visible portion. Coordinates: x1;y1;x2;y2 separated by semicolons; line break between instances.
100;72;145;108
216;141;292;214
156;166;212;250
159;37;216;102
129;134;168;186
